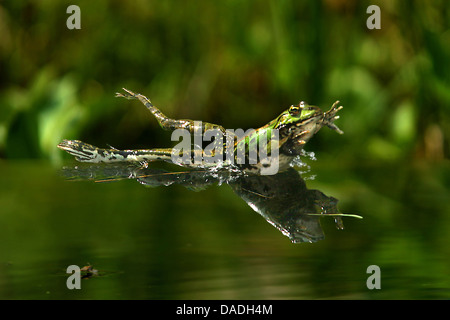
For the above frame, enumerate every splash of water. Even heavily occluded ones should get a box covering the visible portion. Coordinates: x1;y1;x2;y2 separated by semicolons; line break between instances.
290;150;317;180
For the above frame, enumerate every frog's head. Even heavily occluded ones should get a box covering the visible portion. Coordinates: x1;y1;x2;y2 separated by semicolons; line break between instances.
273;100;343;153
275;101;321;126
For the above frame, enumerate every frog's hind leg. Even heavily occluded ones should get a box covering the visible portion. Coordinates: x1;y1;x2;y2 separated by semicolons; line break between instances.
58;139;175;165
116;88;226;135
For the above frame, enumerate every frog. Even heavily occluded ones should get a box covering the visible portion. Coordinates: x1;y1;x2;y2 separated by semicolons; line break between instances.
58;88;343;175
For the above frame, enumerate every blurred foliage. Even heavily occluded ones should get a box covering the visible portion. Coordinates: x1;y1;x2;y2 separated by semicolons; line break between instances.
0;1;450;300
0;0;449;164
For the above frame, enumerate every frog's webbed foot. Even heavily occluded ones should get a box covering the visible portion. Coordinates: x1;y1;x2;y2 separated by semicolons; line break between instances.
323;100;344;134
58;139;102;162
115;88;139;100
116;87;142;98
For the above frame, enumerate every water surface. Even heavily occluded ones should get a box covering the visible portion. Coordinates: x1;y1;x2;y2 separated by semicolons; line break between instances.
0;160;449;299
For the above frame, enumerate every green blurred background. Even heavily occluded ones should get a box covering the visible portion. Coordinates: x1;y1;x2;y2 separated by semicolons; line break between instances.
1;0;448;162
0;0;449;300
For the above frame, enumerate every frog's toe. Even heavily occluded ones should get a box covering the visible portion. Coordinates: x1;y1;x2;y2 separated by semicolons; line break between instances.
331;100;340;109
115;88;137;100
326;102;343;116
58;140;101;162
326;122;344;134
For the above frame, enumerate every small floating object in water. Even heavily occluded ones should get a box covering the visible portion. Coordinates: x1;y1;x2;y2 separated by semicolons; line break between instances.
80;264;99;279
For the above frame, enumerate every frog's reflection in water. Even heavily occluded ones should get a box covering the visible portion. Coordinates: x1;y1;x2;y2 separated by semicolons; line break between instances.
61;164;350;243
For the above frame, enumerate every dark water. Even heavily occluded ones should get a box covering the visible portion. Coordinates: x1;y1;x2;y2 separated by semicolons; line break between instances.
0;159;449;299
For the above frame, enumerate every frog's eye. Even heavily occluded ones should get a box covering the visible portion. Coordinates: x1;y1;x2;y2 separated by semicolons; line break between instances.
289;105;301;116
299;101;306;108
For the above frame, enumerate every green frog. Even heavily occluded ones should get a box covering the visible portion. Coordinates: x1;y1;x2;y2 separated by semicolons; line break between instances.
58;88;343;174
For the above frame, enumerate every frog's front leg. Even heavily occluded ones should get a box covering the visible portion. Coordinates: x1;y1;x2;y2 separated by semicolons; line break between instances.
116;88;226;135
291;130;310;148
324;100;344;134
